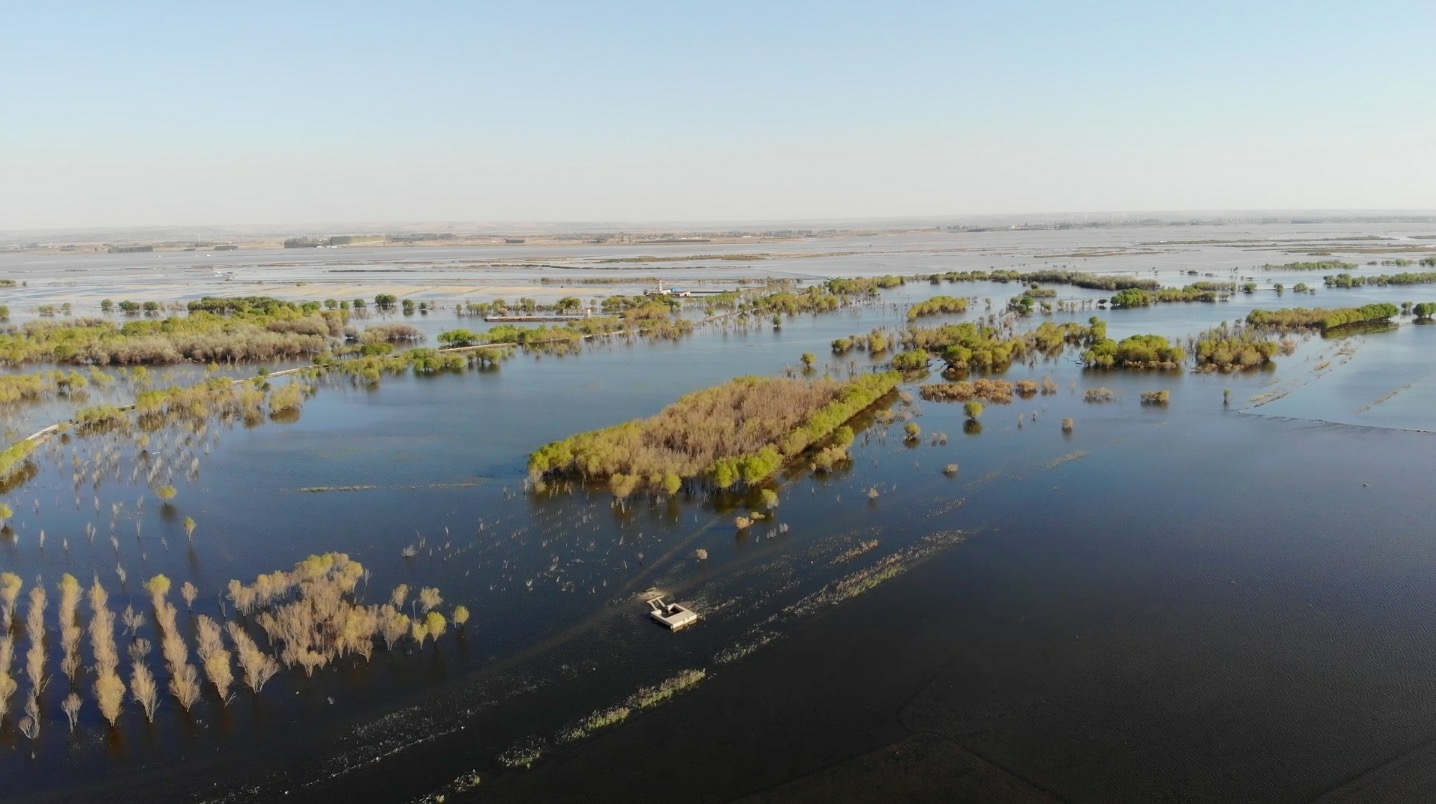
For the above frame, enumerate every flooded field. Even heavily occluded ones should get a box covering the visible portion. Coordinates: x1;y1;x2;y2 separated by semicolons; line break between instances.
0;222;1434;802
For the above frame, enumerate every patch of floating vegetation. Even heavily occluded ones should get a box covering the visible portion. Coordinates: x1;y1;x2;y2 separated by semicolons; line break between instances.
787;531;965;619
415;769;483;803
1043;451;1088;469
833;539;880;565
559;705;633;743
299;484;379;493
1355;378;1422;414
714;631;779;665
498;740;546;770
555;668;707;746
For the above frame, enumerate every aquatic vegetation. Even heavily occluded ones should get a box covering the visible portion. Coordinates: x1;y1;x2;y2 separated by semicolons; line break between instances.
834;539;880;564
1062;417;1075;432
530;373;901;492
1043;451;1088;469
560;705;632;743
629;668;706;710
964;401;985;421
498;742;545;769
1083;388;1116;402
1141;390;1171;404
789;531;966;618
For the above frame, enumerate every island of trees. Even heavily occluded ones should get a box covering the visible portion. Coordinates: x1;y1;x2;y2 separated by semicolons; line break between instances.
529;372;901;495
1246;303;1400;333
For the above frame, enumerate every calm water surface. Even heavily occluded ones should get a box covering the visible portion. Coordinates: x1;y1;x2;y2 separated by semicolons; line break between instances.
0;228;1434;802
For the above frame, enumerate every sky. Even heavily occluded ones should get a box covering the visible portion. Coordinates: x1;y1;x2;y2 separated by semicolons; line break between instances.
2;0;1434;230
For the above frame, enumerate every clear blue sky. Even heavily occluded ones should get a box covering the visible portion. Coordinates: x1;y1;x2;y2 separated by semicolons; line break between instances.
2;1;1433;229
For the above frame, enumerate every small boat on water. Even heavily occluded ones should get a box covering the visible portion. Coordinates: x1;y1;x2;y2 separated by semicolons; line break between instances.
647;596;698;631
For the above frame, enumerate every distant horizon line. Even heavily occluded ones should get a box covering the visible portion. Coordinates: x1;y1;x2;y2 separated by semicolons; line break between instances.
4;208;1435;240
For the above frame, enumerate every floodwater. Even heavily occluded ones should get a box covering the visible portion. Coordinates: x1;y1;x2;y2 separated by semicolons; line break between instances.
0;223;1434;802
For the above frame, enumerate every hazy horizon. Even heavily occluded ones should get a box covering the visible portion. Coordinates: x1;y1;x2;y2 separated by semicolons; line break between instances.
7;208;1436;243
4;2;1434;231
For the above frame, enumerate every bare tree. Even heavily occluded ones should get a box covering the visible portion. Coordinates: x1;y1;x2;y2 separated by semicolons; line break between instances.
62;691;83;733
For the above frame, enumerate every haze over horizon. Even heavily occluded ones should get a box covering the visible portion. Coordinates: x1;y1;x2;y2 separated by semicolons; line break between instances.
4;1;1434;231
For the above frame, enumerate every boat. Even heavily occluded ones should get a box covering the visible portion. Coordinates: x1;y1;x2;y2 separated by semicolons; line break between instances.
646;596;698;631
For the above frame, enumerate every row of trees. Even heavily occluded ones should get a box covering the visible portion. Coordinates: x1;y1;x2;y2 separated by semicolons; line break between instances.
926;269;1160;292
1323;272;1436;288
1108;285;1223;308
1245;303;1400;333
0;555;464;736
